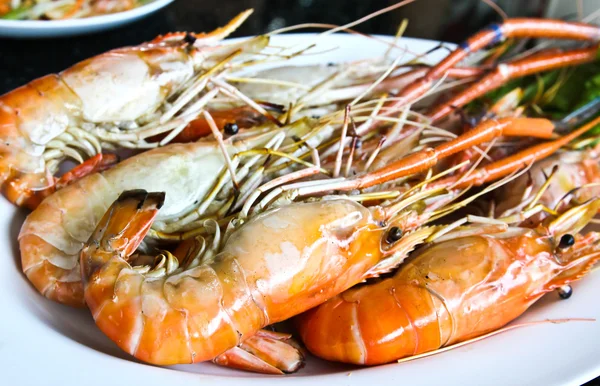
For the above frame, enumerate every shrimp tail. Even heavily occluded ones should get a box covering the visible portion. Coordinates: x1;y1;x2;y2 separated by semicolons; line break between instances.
213;330;305;375
80;189;165;281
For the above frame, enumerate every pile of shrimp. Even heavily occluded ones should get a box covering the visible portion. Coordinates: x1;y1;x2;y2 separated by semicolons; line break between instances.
4;0;600;376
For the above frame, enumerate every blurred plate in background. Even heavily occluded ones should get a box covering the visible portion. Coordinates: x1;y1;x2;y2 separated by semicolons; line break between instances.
0;0;174;38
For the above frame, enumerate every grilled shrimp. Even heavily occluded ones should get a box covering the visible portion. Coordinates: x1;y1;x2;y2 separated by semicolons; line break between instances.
14;7;600;375
0;10;265;208
19;120;328;307
296;198;600;365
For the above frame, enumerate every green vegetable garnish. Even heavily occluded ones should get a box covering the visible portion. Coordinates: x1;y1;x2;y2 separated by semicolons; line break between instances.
1;5;33;20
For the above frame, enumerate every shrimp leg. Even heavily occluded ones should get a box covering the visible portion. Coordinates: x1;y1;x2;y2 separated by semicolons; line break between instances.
435;115;600;189
395;18;600;106
213;330;304;374
8;153;119;210
428;45;600;122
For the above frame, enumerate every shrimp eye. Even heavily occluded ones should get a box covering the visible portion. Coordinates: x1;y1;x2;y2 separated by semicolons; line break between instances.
558;234;575;249
184;33;197;45
224;122;239;135
386;227;403;244
557;285;573;300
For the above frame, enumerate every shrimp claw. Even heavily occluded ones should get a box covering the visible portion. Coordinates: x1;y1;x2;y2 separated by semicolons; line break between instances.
81;190;165;281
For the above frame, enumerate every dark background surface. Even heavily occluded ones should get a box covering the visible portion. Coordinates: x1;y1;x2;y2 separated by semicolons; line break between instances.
1;0;599;384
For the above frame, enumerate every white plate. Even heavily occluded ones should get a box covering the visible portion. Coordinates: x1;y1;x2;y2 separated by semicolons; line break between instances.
1;33;600;386
0;0;174;38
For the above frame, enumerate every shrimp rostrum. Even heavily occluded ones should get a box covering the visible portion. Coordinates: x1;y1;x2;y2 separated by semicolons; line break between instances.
0;9;267;208
296;198;600;365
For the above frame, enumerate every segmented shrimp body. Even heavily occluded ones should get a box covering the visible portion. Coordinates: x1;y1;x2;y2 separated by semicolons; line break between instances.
80;191;398;364
0;10;261;208
296;200;600;365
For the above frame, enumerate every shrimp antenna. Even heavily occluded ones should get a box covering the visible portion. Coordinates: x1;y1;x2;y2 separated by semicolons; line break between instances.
481;0;508;21
270;0;416;39
555;182;600;212
270;0;420;61
426;159;536;224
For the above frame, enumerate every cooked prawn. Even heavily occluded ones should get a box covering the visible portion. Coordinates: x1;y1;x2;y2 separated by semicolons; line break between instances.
296;198;600;365
0;10;265;208
77;113;563;364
